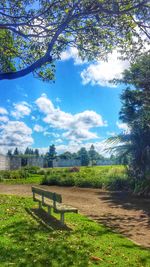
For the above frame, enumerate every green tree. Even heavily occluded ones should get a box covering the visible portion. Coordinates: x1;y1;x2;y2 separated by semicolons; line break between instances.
24;147;30;155
0;0;149;80
13;147;19;155
59;151;72;160
110;53;150;184
0;30;17;73
35;149;39;157
78;147;89;166
46;144;57;167
89;144;98;166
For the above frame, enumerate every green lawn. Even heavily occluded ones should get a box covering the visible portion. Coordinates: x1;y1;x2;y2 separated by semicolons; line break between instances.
1;174;43;185
0;195;150;267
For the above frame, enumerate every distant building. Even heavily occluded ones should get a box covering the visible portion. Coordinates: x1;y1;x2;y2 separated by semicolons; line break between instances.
0;154;116;170
0;154;44;170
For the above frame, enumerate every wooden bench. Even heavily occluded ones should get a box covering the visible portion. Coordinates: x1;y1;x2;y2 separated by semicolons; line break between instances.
32;186;78;225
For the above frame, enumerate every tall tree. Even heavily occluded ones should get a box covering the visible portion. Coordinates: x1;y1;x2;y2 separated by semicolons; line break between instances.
59;151;72;160
46;144;57;167
89;145;97;166
35;149;39;157
78;147;89;166
110;52;150;182
0;0;149;80
13;147;19;155
24;147;30;155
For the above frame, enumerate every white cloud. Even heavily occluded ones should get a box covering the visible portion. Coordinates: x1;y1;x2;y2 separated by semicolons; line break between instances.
81;50;129;87
35;95;55;114
43;132;60;137
33;124;44;132
0;121;33;153
0;107;8;115
116;121;130;133
11;101;31;119
0;116;9;123
63;128;98;141
55;138;63;143
35;94;106;141
55;140;109;156
61;47;86;65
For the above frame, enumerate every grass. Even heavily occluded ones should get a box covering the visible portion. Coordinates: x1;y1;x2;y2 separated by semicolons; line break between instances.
42;165;129;190
1;174;43;185
0;194;150;266
0;166;129;190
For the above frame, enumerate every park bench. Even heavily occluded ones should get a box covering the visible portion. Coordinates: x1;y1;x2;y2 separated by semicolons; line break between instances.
32;186;78;225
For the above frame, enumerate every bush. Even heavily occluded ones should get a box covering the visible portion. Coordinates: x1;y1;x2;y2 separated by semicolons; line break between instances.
0;169;29;179
38;169;45;175
0;170;11;179
133;179;150;196
41;165;128;190
22;166;40;174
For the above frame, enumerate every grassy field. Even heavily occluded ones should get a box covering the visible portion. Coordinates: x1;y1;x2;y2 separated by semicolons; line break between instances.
42;165;129;190
0;165;129;190
1;174;43;185
0;194;150;267
0;165;130;190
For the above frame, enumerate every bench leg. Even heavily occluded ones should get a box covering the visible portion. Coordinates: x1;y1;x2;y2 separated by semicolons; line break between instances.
39;201;42;209
48;206;51;215
60;213;65;225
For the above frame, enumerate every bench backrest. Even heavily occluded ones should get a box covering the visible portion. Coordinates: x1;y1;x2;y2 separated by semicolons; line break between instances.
32;186;62;203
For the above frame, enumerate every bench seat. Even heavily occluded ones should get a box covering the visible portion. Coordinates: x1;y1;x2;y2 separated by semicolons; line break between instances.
54;203;78;213
32;186;78;225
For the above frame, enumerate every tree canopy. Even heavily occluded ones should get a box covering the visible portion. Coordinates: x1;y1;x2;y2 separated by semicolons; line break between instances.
110;52;150;183
0;0;149;80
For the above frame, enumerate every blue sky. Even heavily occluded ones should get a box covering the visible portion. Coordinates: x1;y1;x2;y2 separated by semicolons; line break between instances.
0;49;129;155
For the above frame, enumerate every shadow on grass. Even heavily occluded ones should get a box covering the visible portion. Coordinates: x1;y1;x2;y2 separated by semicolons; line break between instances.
26;208;71;231
0;211;90;266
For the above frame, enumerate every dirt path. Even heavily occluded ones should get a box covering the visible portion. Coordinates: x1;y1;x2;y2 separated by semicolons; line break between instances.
0;184;150;248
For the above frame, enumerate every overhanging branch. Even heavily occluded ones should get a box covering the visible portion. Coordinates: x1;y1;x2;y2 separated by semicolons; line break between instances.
0;54;52;80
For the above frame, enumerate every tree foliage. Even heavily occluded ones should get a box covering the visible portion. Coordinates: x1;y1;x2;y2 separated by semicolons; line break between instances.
89;144;98;165
78;147;90;166
45;144;57;167
0;0;149;80
110;52;150;183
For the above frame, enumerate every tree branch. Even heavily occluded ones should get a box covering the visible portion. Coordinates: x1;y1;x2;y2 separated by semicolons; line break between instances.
0;54;52;80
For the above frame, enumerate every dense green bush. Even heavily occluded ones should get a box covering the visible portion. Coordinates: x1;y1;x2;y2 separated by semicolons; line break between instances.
41;166;128;190
37;169;45;175
22;166;40;174
0;169;29;179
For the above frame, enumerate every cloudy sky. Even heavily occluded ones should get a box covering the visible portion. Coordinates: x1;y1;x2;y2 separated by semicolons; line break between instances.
0;49;129;155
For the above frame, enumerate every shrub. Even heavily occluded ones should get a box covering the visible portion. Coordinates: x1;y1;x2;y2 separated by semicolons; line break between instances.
38;169;45;175
0;169;30;180
22;166;40;174
41;165;128;190
0;170;11;179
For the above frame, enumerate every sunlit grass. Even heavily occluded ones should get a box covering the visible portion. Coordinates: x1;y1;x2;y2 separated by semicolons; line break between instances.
0;195;150;266
0;174;43;185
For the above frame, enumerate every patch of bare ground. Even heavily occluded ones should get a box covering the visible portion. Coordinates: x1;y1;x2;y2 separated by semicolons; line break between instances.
0;184;150;248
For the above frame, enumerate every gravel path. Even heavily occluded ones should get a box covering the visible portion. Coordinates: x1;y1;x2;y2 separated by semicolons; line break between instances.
0;184;150;248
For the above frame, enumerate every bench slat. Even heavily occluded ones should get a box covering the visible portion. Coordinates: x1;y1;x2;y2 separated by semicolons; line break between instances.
32;186;78;225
